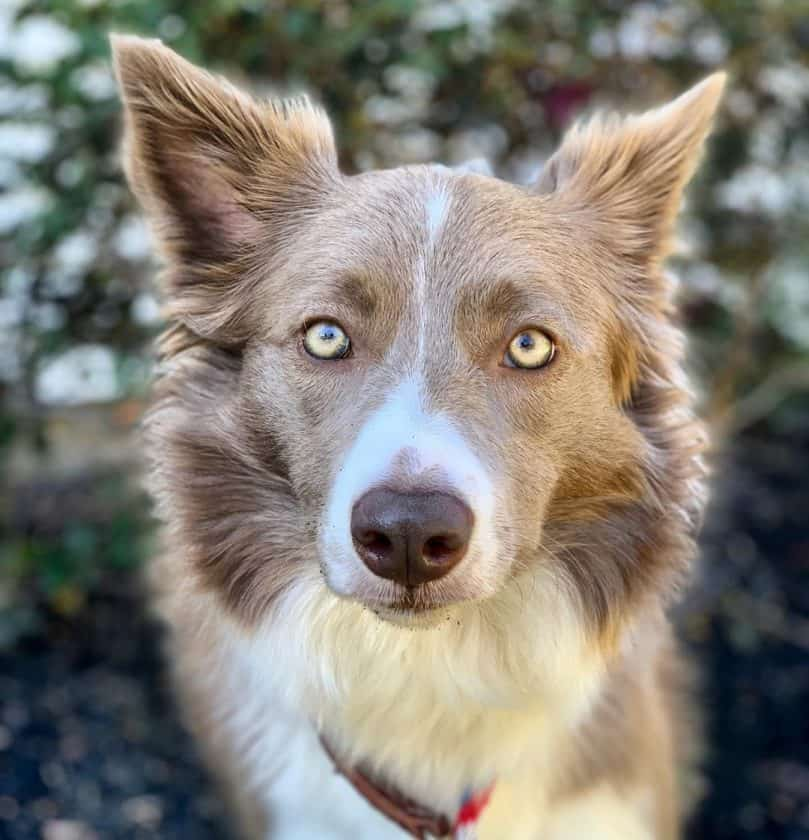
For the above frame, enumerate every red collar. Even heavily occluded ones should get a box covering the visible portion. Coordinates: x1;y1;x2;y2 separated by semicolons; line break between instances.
320;735;494;839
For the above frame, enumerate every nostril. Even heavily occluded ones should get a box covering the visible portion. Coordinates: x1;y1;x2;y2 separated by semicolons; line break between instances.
422;534;461;563
356;530;392;558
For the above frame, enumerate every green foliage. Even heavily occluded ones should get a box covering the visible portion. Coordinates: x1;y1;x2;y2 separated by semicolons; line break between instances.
0;474;152;645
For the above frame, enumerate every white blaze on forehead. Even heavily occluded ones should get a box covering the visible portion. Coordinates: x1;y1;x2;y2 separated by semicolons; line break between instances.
415;177;453;367
424;181;452;249
321;377;497;592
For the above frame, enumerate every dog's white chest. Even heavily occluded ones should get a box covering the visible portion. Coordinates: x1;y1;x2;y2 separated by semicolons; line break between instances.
256;728;654;840
250;709;405;840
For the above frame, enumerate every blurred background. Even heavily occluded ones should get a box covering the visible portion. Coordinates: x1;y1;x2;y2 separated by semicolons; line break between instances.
1;1;808;838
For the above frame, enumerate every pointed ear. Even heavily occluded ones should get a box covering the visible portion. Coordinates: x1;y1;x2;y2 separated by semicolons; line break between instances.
537;74;726;266
110;35;338;342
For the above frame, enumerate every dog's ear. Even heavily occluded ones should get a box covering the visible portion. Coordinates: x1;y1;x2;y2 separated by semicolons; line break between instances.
537;74;725;267
111;35;338;342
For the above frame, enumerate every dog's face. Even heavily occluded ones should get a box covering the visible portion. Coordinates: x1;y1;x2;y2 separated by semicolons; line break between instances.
241;170;650;623
114;37;721;635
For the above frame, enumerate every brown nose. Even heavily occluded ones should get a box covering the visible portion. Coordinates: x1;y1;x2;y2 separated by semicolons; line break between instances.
351;489;473;586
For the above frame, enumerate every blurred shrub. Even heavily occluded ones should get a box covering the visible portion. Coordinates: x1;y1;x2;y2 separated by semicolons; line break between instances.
2;0;809;628
1;471;152;645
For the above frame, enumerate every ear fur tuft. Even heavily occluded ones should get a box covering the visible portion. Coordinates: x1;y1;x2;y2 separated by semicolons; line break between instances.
537;73;726;265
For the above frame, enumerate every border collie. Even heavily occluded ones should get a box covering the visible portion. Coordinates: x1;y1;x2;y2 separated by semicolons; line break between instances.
112;34;724;839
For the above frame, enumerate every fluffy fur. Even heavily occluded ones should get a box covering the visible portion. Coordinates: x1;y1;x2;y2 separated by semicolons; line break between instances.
112;33;724;839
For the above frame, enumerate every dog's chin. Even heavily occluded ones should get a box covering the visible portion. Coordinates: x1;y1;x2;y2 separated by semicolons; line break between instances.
366;602;457;629
323;556;481;628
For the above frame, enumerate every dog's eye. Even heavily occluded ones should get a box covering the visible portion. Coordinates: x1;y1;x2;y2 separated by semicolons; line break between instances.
303;321;351;360
504;328;555;370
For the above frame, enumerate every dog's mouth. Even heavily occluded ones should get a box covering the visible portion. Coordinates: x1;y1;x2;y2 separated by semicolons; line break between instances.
374;591;434;613
360;587;457;627
370;599;455;628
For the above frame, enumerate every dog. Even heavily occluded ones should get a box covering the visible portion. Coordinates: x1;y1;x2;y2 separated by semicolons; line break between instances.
112;34;724;839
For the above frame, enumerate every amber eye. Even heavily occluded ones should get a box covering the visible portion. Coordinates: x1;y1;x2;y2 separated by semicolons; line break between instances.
504;328;555;369
303;321;351;360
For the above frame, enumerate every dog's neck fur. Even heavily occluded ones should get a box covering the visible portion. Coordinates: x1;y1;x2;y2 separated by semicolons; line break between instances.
208;558;662;817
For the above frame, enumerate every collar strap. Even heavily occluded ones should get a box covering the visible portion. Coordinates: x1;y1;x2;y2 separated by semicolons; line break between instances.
320;735;453;839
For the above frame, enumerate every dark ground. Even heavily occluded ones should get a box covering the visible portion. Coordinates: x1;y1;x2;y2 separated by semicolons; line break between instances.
2;431;808;839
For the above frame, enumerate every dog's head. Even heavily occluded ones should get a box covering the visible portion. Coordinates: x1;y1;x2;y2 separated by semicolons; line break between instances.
114;36;721;641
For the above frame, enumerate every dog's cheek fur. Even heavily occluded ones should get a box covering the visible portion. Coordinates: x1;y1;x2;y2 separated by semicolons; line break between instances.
144;342;314;624
237;342;374;522
147;338;396;626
